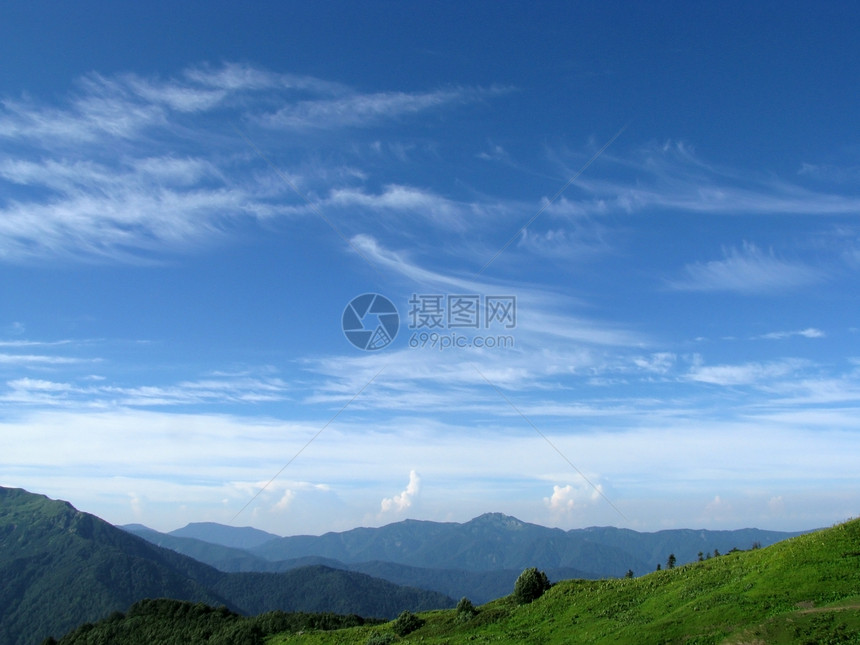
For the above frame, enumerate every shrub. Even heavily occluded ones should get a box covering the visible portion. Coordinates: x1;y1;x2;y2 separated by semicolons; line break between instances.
456;596;478;622
391;610;423;636
365;631;396;645
513;567;551;605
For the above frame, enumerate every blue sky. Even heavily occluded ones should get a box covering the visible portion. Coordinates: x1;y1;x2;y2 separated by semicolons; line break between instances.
1;2;859;535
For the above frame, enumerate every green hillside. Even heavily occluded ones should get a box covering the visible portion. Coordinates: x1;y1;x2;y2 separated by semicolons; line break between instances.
50;599;381;645
263;517;860;644
0;488;229;645
0;487;453;645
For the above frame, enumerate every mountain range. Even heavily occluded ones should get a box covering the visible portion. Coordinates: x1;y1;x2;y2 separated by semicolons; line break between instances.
51;515;860;645
0;485;810;645
0;487;451;645
122;511;805;604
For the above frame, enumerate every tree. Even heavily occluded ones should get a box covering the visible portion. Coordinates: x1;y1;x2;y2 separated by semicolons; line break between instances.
697;551;704;562
713;548;721;557
656;563;661;571
513;568;551;605
624;569;634;579
667;553;676;569
391;610;423;637
456;597;477;621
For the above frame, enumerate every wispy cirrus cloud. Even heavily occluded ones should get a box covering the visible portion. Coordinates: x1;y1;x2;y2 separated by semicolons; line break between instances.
757;328;825;340
0;63;502;263
0;353;95;366
686;358;808;387
1;373;288;407
259;86;505;130
562;141;860;217
668;242;825;294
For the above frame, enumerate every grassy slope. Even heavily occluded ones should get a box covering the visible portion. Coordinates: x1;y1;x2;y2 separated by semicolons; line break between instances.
268;517;860;645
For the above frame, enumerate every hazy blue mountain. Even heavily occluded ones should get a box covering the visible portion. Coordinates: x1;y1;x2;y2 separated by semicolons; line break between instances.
120;524;281;571
346;561;593;604
249;513;644;574
574;525;805;568
122;523;596;603
249;512;804;575
0;487;453;645
125;511;805;605
168;521;280;549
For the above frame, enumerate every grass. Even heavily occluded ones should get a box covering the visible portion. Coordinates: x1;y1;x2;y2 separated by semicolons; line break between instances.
266;517;860;644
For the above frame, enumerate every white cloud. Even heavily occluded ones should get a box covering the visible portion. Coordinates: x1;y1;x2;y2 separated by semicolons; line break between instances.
1;373;288;407
259;86;501;130
274;489;295;511
686;359;805;386
327;185;468;229
3;405;860;533
757;328;825;340
0;64;503;263
632;352;676;374
570;140;860;217
544;481;603;515
669;243;824;293
380;470;421;514
546;484;577;512
0;353;93;366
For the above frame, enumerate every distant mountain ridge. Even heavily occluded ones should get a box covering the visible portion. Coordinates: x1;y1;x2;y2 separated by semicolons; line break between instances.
247;511;803;572
123;511;805;604
0;487;453;645
169;521;281;549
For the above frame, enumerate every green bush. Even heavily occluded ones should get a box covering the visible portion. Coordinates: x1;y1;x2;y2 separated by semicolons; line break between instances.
365;631;396;645
513;568;552;605
456;596;478;621
391;610;424;636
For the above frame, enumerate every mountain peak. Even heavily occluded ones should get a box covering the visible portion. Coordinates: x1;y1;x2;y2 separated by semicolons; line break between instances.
470;512;526;528
169;521;281;549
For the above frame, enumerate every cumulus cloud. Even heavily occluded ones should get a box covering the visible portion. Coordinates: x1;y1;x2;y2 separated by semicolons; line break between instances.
544;481;602;514
274;489;295;511
380;470;420;514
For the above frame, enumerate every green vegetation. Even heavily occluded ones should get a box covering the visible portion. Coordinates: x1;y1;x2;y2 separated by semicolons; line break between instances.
513;568;552;605
262;517;860;644
390;611;423;636
455;596;478;622
48;599;380;645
